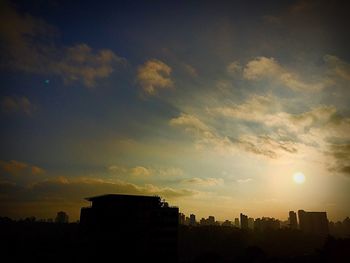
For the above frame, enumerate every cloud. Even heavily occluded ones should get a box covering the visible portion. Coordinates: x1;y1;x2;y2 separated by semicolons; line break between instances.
0;2;124;88
182;177;224;186
137;59;173;95
108;165;128;174
236;178;253;183
130;166;152;177
226;61;241;75
243;56;325;91
158;167;184;177
183;64;198;77
324;55;350;81
169;114;233;154
0;160;45;185
210;94;346;140
52;44;124;88
236;134;298;159
209;94;281;123
170;113;210;134
108;164;184;179
0;160;45;177
327;144;350;177
170;112;297;158
208;92;350;173
1;96;36;115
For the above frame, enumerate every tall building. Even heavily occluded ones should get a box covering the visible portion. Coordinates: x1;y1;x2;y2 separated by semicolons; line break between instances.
289;211;298;229
234;218;240;228
248;217;254;229
240;213;248;229
189;214;196;226
55;211;69;223
298;210;329;235
179;213;185;225
80;194;178;262
207;216;215;225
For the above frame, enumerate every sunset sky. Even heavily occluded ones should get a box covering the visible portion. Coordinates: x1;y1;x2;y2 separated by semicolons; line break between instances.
1;0;349;222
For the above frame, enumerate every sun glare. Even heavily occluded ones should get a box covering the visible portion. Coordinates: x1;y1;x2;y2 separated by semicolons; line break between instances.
293;172;305;184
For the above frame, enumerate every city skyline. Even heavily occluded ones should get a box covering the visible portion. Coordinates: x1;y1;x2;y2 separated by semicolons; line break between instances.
1;0;350;222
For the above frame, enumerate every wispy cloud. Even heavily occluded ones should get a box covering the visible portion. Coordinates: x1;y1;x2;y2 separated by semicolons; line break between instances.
236;178;253;183
327;144;350;177
182;177;224;186
0;160;45;185
1;96;36;115
226;61;241;75
170;112;299;159
324;55;350;81
0;160;45;177
108;164;184;178
243;56;325;91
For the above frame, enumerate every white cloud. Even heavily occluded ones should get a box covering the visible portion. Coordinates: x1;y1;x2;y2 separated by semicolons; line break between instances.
137;59;173;95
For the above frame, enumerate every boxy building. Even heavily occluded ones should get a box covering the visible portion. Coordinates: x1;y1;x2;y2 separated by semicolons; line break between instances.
298;210;329;235
80;194;178;262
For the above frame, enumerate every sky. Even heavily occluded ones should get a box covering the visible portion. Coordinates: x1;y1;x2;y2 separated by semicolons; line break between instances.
0;0;349;222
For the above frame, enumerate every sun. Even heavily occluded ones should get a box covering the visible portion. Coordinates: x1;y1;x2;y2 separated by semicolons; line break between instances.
293;172;305;184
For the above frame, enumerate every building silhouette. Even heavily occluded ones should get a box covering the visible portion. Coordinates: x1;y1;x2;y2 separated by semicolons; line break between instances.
222;220;233;227
254;217;280;231
234;217;240;228
80;194;178;262
248;217;254;229
207;216;216;225
240;213;248;229
289;211;298;229
298;210;329;235
179;212;186;225
55;211;69;223
189;214;196;226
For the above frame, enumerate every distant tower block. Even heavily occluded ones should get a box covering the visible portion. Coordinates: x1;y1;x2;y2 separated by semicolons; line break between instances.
55;211;69;223
234;218;240;228
189;214;196;226
240;213;248;229
298;210;329;235
289;211;298;229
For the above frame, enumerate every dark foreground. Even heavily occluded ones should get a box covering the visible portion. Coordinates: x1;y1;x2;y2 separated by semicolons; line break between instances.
1;219;349;263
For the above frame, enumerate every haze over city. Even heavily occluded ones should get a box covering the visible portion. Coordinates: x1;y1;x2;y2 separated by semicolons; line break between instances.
1;0;350;224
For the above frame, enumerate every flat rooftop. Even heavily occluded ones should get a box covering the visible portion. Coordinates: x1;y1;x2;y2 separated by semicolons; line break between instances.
85;194;161;202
